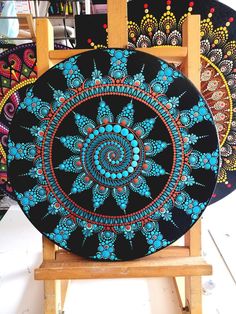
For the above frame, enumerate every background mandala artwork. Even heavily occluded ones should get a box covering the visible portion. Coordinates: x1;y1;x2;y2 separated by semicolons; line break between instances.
8;49;219;260
0;43;68;207
77;0;236;204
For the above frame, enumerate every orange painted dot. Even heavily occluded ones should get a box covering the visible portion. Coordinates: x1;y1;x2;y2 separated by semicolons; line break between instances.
142;163;148;170
117;187;123;192
84;176;90;182
103;118;109;124
133;178;139;184
87;127;93;133
121;120;127;126
145;145;150;152
99;185;105;191
135;129;142;136
77;143;83;148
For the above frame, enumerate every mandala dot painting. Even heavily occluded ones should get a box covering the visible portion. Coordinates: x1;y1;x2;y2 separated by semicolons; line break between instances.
127;0;236;203
8;49;219;260
0;43;67;203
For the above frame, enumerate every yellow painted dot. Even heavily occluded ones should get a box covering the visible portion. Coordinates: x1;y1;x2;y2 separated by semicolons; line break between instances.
208;13;212;18
227;51;232;56
166;6;171;10
214;39;219;44
226;22;230;27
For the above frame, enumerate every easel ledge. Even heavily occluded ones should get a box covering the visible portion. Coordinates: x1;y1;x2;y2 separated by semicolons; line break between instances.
34;1;211;313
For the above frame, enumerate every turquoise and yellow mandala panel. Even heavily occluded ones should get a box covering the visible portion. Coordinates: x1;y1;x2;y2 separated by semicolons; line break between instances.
8;49;219;260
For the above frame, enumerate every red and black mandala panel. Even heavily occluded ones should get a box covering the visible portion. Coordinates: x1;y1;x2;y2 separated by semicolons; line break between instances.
0;43;68;207
8;49;219;260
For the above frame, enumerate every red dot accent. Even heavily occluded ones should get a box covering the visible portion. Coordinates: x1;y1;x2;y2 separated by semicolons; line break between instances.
160;208;165;213
189;1;194;7
133;178;139;184
77;143;83;148
142;163;148;170
229;17;234;23
167;0;171;5
55;203;60;208
121;120;127;126
135;129;142;136
144;145;150;152
99;185;105;191
210;7;215;14
103;23;107;29
144;3;148;9
103;118;109;124
38;169;43;174
212;194;216;198
39;131;44;136
125;225;131;231
84;176;90;182
87;38;92;44
87;127;93;133
117;187;123;192
76;161;81;166
227;184;232;188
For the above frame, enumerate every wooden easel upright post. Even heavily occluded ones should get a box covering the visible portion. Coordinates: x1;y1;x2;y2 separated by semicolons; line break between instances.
34;1;211;313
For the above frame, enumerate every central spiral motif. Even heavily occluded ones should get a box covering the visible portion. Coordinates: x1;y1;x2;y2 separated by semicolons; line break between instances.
81;124;145;188
55;96;169;212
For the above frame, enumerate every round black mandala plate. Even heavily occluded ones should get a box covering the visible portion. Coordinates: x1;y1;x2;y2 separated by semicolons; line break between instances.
128;0;236;203
8;49;219;261
0;43;68;207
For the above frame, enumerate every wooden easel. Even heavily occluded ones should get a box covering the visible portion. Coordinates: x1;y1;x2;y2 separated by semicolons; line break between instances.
34;1;212;313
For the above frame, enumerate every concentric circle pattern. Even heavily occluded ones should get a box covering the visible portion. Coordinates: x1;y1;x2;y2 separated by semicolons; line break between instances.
8;49;219;260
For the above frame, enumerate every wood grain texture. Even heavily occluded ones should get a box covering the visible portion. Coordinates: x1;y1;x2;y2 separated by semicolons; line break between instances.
36;19;54;77
107;0;128;48
35;257;212;280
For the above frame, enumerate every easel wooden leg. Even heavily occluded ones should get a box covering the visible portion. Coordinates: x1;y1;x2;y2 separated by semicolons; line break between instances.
185;276;202;314
44;280;61;314
61;280;70;312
